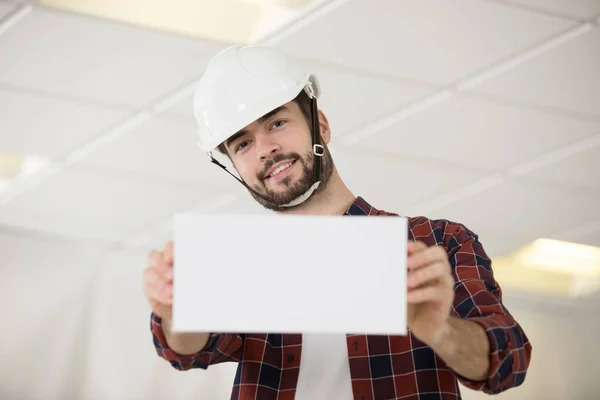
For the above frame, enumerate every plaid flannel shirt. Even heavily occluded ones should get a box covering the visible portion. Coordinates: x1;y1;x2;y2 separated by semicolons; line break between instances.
150;196;532;399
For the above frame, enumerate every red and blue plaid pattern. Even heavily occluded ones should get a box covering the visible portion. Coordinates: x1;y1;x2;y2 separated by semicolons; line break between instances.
151;196;532;399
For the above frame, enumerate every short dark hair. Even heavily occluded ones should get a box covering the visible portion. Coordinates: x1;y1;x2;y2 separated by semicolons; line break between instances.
217;89;312;156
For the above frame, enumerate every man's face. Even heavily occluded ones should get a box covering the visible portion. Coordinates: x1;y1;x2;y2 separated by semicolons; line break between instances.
223;100;333;210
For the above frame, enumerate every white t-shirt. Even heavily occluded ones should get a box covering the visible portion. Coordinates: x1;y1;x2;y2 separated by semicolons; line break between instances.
294;333;354;399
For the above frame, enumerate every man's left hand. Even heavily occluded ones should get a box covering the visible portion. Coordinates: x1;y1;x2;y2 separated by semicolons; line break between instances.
406;241;455;347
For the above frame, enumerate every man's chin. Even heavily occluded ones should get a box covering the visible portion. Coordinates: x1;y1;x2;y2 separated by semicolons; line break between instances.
248;186;310;210
264;181;293;193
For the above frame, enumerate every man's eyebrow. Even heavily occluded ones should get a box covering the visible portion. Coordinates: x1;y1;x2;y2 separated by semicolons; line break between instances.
257;105;288;125
225;130;248;149
224;106;289;149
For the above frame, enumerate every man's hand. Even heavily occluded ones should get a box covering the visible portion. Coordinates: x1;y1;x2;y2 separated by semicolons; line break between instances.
143;241;174;321
406;241;455;347
143;241;211;355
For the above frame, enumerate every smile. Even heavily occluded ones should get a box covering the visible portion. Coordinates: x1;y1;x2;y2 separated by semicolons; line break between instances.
265;160;297;181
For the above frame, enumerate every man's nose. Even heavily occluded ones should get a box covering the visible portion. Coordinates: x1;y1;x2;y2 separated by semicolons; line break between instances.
255;135;281;160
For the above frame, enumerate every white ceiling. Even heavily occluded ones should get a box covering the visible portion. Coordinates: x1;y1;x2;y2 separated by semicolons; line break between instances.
0;0;598;256
493;0;600;20
1;0;599;398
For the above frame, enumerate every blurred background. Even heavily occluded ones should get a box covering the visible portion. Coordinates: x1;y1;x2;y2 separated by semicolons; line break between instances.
1;0;599;399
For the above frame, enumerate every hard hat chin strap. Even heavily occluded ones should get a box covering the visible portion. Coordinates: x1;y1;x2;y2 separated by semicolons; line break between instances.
278;94;324;207
207;154;320;209
208;92;324;209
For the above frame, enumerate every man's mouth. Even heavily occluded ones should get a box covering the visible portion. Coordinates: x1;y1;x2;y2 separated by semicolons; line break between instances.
264;159;297;180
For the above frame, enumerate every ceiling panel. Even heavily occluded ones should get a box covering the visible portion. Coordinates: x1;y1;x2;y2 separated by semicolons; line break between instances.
275;0;574;85
327;144;494;214
163;61;435;137
473;28;600;117
359;94;600;170
0;167;225;241
0;87;131;159
523;140;600;195
496;0;600;20
466;228;538;258
553;230;600;248
0;5;229;108
426;177;600;239
79;115;235;188
580;291;600;309
207;186;272;215
0;2;14;18
210;196;271;215
135;186;269;247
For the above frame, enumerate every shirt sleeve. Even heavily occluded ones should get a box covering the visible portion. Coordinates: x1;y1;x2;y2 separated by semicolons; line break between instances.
150;312;244;370
438;219;533;394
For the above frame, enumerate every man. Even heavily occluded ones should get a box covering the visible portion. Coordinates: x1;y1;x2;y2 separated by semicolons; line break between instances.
143;45;532;399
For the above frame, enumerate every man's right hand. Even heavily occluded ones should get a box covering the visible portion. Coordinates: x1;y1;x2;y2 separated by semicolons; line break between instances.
143;241;174;321
143;241;211;355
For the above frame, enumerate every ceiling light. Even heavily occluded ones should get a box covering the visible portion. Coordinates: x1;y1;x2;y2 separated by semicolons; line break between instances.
0;153;51;181
40;0;321;44
492;238;600;298
519;238;600;277
238;0;314;8
0;153;53;203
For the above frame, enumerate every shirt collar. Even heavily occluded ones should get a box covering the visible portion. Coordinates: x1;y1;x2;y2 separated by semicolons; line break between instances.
343;196;378;216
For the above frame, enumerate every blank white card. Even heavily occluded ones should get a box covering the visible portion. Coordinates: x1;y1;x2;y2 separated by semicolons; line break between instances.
172;213;408;335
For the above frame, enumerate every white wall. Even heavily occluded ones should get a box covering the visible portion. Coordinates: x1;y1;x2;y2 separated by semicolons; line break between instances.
1;231;598;400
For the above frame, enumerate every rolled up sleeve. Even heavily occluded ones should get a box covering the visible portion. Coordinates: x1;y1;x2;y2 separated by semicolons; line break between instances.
150;312;244;371
441;221;532;394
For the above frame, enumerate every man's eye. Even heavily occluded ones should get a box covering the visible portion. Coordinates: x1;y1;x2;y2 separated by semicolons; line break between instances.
272;120;287;129
236;141;249;152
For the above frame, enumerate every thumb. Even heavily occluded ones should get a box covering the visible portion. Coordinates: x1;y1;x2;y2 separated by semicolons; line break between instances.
164;241;174;264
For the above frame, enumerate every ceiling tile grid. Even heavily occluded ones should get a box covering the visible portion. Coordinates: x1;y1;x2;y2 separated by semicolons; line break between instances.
424;177;600;244
328;143;495;213
78;115;235;188
354;93;600;171
471;27;600;117
0;1;14;19
0;5;229;108
522;143;600;195
490;0;600;20
0;166;229;241
275;0;576;85
0;86;132;159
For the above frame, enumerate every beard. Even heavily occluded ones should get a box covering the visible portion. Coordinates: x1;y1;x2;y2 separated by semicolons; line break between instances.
247;144;334;211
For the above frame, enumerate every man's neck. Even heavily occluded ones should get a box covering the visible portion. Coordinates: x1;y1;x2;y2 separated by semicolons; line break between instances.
278;171;356;216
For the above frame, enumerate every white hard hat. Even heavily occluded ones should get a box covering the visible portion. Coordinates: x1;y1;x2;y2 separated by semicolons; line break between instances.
193;45;321;153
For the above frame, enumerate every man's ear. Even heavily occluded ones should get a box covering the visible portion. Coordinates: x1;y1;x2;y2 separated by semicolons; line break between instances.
318;109;331;144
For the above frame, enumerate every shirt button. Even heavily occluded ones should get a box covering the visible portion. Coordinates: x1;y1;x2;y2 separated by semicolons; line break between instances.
287;353;295;362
